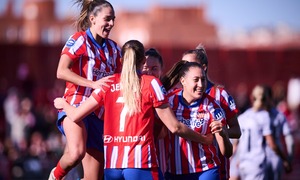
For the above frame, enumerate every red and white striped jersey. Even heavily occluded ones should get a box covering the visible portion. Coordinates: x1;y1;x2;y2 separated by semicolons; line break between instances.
62;30;122;118
207;84;239;179
92;74;168;169
206;84;238;120
166;90;225;174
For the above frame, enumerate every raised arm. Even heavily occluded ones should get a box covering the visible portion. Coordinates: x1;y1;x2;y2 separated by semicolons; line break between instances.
57;54;112;90
155;103;213;145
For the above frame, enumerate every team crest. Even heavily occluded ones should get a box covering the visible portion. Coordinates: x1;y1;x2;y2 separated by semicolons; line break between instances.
197;111;206;119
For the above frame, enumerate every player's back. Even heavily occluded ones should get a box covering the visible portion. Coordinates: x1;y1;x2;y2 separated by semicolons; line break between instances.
237;108;271;170
98;74;167;169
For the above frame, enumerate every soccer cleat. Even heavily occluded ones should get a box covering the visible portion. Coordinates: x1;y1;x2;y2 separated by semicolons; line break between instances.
48;167;56;180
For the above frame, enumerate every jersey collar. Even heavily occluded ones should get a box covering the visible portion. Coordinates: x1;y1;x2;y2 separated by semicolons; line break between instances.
178;90;202;108
86;28;106;49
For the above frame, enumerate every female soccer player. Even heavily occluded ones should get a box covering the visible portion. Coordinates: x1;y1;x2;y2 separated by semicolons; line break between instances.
142;48;164;79
162;62;232;180
49;1;121;179
181;46;240;180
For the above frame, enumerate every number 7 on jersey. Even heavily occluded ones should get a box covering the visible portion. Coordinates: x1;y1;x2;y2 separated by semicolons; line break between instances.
116;97;128;132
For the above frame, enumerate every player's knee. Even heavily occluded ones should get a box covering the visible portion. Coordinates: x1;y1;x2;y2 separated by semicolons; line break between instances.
68;147;86;162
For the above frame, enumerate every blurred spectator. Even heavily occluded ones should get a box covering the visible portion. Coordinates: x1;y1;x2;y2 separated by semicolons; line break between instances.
3;88;35;150
287;77;300;111
0;83;68;179
272;81;286;106
0;140;10;180
274;78;300;133
235;82;251;114
286;77;300;131
16;63;35;99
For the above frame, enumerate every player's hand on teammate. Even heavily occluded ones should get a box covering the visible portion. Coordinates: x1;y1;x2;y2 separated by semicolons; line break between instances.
210;121;225;135
54;98;67;110
92;75;114;91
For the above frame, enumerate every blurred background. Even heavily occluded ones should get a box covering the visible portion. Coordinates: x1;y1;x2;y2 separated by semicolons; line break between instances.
0;0;299;179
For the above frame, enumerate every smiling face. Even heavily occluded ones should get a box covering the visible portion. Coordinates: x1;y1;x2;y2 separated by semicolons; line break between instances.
89;6;115;40
180;66;206;104
142;56;163;78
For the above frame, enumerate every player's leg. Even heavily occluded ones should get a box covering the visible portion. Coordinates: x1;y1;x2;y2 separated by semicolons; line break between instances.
50;115;87;179
81;113;104;180
82;148;104;180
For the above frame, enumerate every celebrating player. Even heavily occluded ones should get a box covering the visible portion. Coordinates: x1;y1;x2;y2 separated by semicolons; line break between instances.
181;45;240;180
48;0;121;179
161;61;232;180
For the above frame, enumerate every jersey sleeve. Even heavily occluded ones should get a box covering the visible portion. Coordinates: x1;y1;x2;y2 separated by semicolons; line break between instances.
216;87;239;120
91;89;104;106
149;78;168;108
91;79;112;106
206;95;226;126
61;32;86;62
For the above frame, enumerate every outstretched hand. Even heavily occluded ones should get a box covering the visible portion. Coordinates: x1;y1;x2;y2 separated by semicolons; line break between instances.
92;75;114;91
54;98;67;110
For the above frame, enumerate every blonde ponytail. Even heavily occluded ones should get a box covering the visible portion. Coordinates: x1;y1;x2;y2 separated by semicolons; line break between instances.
120;40;145;116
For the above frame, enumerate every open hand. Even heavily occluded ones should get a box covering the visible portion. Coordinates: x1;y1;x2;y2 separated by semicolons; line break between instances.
92;75;114;91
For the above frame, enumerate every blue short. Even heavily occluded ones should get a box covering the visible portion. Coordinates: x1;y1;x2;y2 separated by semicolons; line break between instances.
164;167;220;180
104;168;163;180
57;111;104;152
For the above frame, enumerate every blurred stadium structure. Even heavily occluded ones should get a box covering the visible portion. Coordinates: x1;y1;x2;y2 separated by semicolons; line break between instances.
0;0;299;91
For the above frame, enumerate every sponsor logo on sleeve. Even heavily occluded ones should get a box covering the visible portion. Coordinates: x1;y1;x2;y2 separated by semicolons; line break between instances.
213;108;225;121
66;38;75;47
160;85;167;95
228;96;237;111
